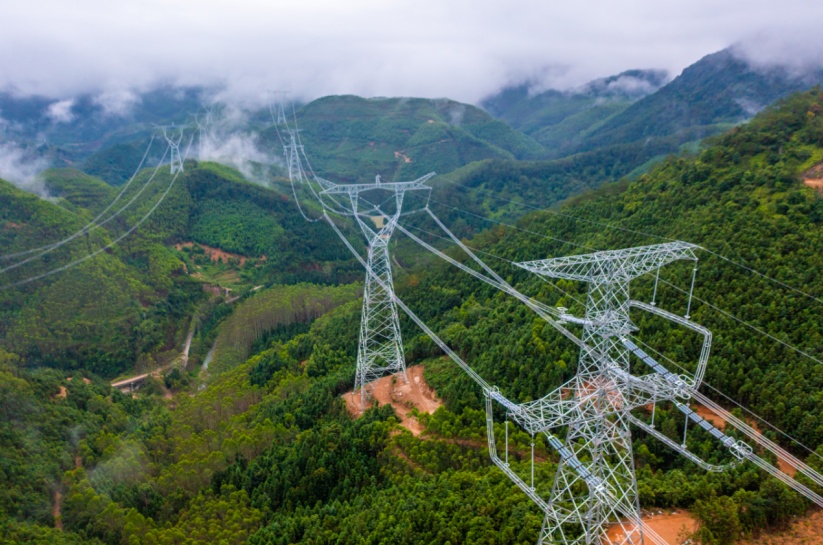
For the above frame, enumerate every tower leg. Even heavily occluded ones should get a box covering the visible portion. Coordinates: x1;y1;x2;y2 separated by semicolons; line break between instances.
354;239;407;410
539;412;643;544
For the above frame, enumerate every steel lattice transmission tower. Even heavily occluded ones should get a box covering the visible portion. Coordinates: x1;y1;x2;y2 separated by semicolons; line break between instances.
276;106;434;409
489;242;708;544
162;127;184;174
318;174;434;409
194;107;215;159
274;100;823;544
284;130;306;185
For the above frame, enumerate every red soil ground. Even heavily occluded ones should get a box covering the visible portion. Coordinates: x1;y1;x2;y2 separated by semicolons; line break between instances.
174;242;249;266
394;151;412;163
804;177;823;192
605;510;698;544
343;365;441;435
694;404;726;429
803;163;823;193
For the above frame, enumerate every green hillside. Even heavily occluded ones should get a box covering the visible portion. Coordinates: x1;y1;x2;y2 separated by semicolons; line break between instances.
269;95;545;183
0;162;361;377
573;50;823;154
482;70;668;156
2;88;822;544
475;51;823;209
41;169;117;214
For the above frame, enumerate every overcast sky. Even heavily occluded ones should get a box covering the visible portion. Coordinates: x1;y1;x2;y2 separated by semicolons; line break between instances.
1;0;822;104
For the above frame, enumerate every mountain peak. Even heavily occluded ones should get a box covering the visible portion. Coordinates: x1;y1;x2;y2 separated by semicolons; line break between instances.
576;69;670;100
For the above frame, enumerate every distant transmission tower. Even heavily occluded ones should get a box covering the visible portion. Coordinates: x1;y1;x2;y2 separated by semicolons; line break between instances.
194;107;215;159
162;126;184;174
284;130;306;184
276;105;435;408
318;174;434;410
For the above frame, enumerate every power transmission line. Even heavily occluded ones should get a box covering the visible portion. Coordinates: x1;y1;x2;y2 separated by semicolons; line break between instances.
428;198;823;374
1;134;192;290
279;112;823;545
0;145;169;275
0;135;158;263
437;172;823;307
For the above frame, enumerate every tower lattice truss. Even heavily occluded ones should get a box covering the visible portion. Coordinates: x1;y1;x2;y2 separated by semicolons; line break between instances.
486;242;749;544
319;174;434;410
277;104;823;545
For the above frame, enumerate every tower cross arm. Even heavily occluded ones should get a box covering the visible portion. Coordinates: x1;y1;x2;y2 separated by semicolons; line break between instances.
320;172;435;195
515;241;700;283
491;386;580;435
500;381;635;435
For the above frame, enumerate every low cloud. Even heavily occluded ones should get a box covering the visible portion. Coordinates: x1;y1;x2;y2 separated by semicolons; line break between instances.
597;73;668;97
435;100;466;126
46;99;75;123
195;106;281;183
88;439;148;490
732;30;823;76
0;142;49;195
1;2;822;106
735;97;765;117
93;89;140;117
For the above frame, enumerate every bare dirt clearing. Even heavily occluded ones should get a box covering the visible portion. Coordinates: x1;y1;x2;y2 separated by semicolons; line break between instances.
694;404;726;429
174;242;249;265
606;511;697;544
394;150;412;163
804;177;823;192
343;365;441;435
802;163;823;193
53;490;63;530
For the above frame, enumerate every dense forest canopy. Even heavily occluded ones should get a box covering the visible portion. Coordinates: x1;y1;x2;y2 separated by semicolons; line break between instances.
1;87;823;545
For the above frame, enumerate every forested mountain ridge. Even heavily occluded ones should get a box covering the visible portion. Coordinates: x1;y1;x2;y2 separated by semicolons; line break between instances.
0;161;360;377
261;94;546;183
577;48;823;154
481;69;669;155
482;47;823;160
467;48;823;219
3;87;823;545
1;88;545;187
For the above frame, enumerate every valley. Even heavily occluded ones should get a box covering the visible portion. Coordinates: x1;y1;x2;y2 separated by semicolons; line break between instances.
1;48;823;545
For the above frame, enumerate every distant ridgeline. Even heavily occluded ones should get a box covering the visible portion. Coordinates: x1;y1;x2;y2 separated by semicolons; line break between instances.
1;46;823;544
1;88;821;545
469;49;823;218
3;44;819;230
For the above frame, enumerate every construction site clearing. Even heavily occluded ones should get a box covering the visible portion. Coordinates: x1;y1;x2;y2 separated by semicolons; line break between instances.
343;365;441;435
